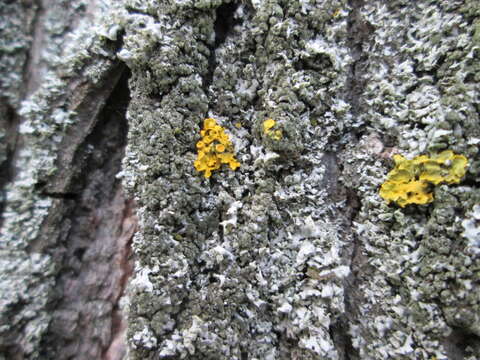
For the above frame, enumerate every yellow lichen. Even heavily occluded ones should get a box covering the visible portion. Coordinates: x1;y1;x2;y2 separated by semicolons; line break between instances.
263;118;283;141
194;118;240;178
379;150;468;207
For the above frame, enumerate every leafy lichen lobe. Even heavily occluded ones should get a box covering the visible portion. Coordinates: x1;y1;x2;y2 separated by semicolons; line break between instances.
380;150;468;207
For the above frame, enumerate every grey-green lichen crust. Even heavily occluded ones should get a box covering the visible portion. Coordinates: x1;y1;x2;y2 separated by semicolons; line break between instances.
120;0;357;358
341;1;480;359
120;0;480;359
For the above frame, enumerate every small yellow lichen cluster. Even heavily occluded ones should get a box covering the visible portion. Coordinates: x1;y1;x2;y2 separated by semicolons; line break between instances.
194;118;240;178
380;150;468;207
263;119;283;140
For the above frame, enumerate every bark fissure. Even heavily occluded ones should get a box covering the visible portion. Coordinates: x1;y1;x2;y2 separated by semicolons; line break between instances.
329;1;374;358
203;2;240;99
0;103;21;229
39;69;135;360
43;63;127;196
102;199;136;360
345;0;374;120
37;191;79;200
24;0;44;96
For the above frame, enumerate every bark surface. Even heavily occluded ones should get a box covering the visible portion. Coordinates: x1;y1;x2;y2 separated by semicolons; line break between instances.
1;1;479;360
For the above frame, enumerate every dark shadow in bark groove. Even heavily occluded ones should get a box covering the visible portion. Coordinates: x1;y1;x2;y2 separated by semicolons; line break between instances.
214;2;241;46
0;102;20;229
329;2;375;357
204;1;241;93
329;317;355;360
345;0;374;141
444;327;480;360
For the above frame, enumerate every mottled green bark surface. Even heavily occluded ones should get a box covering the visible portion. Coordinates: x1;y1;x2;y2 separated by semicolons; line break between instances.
119;0;480;359
1;0;479;359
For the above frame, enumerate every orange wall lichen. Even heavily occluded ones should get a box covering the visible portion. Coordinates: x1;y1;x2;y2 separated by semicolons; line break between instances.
380;150;468;207
194;118;240;178
263;119;283;141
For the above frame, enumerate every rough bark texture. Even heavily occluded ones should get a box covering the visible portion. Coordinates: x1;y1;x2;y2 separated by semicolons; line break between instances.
1;1;135;359
1;0;480;360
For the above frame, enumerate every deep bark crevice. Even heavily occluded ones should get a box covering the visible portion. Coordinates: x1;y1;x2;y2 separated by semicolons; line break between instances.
31;62;127;198
444;328;480;360
329;186;362;360
0;102;21;229
24;0;44;96
329;317;355;360
345;0;374;121
39;68;136;360
330;1;374;358
37;191;79;200
102;197;136;360
203;2;240;97
214;2;240;47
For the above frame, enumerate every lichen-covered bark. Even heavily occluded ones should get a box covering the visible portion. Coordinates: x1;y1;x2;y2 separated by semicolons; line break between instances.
119;0;480;359
0;0;38;226
340;1;480;358
0;1;134;359
1;0;479;359
119;1;359;359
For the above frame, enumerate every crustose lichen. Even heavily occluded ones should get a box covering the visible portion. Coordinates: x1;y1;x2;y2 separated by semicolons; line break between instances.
194;118;240;178
379;150;468;207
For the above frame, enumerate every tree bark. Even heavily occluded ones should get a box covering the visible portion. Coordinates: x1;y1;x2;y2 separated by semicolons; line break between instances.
1;1;479;359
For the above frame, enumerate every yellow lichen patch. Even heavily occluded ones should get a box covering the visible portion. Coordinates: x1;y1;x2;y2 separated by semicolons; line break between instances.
263;118;283;141
263;119;275;132
380;150;468;207
194;118;240;178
